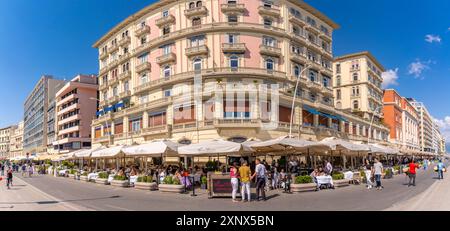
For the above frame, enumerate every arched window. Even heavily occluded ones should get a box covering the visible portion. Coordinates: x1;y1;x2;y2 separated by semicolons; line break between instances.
193;58;202;71
265;58;274;70
293;65;301;77
230;56;239;68
353;73;359;81
353;100;359;110
336;102;342;109
336;75;341;86
140;73;148;84
163;66;171;78
196;1;202;7
179;139;192;145
192;17;201;26
189;2;196;9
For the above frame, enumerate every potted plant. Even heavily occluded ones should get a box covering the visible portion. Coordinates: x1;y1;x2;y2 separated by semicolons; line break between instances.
95;172;110;185
200;176;207;190
80;172;89;182
158;176;184;193
291;176;316;193
359;170;367;184
332;173;349;187
393;166;400;175
135;176;157;191
383;168;393;179
111;175;129;187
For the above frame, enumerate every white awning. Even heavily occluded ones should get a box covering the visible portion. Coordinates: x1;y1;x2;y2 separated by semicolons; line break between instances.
122;140;182;157
368;144;399;155
251;136;331;153
91;145;125;158
178;139;253;156
320;137;370;153
74;146;107;158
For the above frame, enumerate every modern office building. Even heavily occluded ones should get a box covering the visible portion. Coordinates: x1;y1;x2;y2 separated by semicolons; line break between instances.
9;121;24;158
0;126;14;158
91;0;389;148
47;98;58;154
408;99;434;153
23;76;66;155
333;51;384;123
382;89;419;152
53;75;98;154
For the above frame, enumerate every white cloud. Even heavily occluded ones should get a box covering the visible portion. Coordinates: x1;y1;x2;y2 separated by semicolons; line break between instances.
381;68;399;88
434;117;450;145
408;60;431;78
425;34;442;43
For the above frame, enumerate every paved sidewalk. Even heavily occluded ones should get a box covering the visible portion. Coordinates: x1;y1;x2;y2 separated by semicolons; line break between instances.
0;175;86;211
386;173;448;211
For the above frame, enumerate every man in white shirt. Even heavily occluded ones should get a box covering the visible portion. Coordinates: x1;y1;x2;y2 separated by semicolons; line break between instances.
251;159;267;201
325;161;333;175
373;158;384;190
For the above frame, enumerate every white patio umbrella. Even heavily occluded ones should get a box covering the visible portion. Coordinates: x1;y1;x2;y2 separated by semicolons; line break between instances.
122;140;182;157
91;145;125;158
320;137;370;154
178;139;253;157
368;143;398;155
251;136;331;153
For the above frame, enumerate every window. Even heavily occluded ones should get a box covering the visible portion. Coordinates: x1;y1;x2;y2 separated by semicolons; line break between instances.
113;86;118;96
190;35;205;47
162;10;169;17
309;70;317;82
124;81;129;92
196;1;202;7
352;86;360;96
336;76;341;86
307;50;317;62
320;25;329;35
140;74;148;84
291;44;302;55
189;2;196;9
228;0;237;3
230;56;239;68
164;89;172;97
353;100;359;110
139;53;148;64
163;26;170;35
192;17;201;26
164;66;171;78
103;92;108;101
323;76;331;88
131;120;141;132
162;44;171;55
263;36;275;47
228;34;237;44
336;90;341;100
140;21;146;28
193;58;202;71
263;1;273;8
353;73;359;82
263;18;272;27
306;16;316;27
228;15;238;23
293;64;302;77
140;36;147;45
336;64;341;74
265;58;274;70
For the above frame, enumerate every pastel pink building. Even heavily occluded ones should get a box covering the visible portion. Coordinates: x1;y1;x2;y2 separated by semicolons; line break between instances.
53;75;98;153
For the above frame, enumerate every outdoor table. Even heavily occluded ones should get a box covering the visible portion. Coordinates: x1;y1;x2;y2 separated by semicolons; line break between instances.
344;171;354;180
316;175;333;188
107;174;115;183
58;169;68;176
129;175;138;184
88;173;98;181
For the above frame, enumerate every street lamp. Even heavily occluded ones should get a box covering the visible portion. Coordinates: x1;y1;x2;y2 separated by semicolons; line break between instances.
289;64;312;138
368;105;383;144
90;97;111;145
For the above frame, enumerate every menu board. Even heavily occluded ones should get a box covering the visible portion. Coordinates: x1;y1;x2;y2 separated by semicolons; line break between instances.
207;172;241;198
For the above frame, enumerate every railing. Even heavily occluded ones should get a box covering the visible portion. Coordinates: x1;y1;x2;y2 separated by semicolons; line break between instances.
184;6;208;18
185;45;208;57
221;43;246;52
172;122;197;131
156;53;176;65
220;3;245;13
259;45;282;57
118;70;131;80
155;15;175;27
118;36;131;46
135;25;150;37
136;62;151;73
258;6;280;16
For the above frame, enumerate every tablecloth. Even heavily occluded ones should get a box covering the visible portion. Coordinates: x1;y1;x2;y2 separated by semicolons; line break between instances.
88;173;98;181
316;175;333;186
344;171;354;180
130;175;138;184
58;170;68;176
108;175;115;183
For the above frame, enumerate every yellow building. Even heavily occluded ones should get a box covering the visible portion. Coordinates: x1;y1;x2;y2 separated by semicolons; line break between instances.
91;0;389;148
9;121;24;158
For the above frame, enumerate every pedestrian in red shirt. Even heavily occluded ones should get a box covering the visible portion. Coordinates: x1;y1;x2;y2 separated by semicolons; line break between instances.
408;159;419;187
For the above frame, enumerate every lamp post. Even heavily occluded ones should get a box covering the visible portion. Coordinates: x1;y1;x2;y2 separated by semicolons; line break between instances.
367;105;383;144
289;64;312;138
90;97;111;146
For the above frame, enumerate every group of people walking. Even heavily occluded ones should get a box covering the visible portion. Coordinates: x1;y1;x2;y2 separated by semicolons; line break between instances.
229;159;268;202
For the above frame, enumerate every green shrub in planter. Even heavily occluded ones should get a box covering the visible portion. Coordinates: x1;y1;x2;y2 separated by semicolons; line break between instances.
137;176;153;183
393;165;400;171
360;170;366;178
114;175;127;181
163;176;174;184
98;172;109;179
332;173;344;180
69;169;78;175
173;177;181;185
82;172;88;176
294;175;313;184
201;176;207;185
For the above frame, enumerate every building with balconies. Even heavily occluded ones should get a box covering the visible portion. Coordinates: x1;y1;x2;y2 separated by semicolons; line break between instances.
408;99;435;153
8;121;23;159
0;126;14;158
53;75;98;154
333;51;385;123
91;0;389;148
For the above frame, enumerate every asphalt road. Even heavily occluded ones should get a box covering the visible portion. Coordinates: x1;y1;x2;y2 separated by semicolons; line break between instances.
15;165;441;211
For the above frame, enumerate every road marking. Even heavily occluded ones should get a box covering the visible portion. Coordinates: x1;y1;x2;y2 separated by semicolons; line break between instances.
104;204;133;211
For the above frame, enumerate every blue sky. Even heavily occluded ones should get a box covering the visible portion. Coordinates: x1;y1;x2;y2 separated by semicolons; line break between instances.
0;0;449;143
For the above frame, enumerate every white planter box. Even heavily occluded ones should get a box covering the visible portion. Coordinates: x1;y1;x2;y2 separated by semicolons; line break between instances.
334;179;350;187
68;174;75;179
158;184;185;193
135;182;158;191
80;176;89;182
111;180;129;187
95;178;110;185
291;183;317;193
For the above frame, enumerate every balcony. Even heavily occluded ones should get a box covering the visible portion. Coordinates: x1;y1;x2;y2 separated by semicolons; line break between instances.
135;25;150;37
108;59;119;69
119;70;131;81
141;125;171;136
119;90;131;98
221;3;245;14
118;53;130;64
57;94;77;107
320;67;333;77
305;24;321;35
156;52;176;65
109;44;119;53
57;114;81;126
94;136;112;144
99;83;108;91
289;15;306;26
133;42;151;56
172;122;198;132
184;6;208;18
221;43;246;53
135;62;151;74
99;66;108;76
59;103;79;115
258;6;280;17
321;86;334;96
58;125;80;136
289;51;307;64
185;45;209;57
307;81;322;92
156;15;175;28
319;31;332;42
214;119;261;128
99;52;108;60
118;36;131;46
259;45;282;57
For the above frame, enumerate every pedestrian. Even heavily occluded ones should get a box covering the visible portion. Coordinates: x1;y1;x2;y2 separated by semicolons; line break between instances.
29;164;34;178
230;162;239;203
272;167;279;189
239;161;251;202
364;160;373;189
251;158;267;201
408;159;419;187
423;159;428;171
6;167;13;189
0;163;4;176
437;160;445;180
373;158;384;190
21;164;26;177
325;160;333;176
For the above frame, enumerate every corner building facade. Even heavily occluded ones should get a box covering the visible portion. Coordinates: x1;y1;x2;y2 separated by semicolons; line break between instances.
92;0;389;147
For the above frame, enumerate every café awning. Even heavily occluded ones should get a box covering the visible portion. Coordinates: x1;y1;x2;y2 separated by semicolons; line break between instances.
178;139;253;157
251;136;332;153
319;137;370;154
91;145;125;158
122;140;182;157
